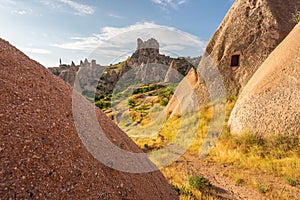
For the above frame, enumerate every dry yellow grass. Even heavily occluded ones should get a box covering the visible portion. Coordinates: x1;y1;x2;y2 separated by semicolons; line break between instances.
129;95;300;199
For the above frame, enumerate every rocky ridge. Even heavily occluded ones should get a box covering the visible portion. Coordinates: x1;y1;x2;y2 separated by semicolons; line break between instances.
49;38;200;97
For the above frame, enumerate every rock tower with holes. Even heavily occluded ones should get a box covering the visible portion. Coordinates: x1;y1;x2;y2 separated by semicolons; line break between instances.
197;0;300;97
165;0;299;116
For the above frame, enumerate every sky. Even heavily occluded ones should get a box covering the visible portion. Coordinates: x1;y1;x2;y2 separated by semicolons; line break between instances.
0;0;233;67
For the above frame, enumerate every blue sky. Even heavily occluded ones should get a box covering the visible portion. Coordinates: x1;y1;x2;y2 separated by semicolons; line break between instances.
0;0;233;66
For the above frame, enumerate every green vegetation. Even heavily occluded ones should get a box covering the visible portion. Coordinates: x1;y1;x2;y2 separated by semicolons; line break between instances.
132;84;162;94
169;174;216;200
188;176;212;190
94;100;111;110
94;94;112;110
128;98;136;107
284;176;297;187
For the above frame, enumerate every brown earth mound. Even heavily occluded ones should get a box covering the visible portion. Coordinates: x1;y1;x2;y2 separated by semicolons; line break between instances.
228;23;300;136
0;39;178;199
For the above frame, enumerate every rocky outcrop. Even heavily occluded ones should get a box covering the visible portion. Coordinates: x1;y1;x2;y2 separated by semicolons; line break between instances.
49;38;197;97
165;67;199;117
95;38;196;96
228;23;300;136
48;59;102;87
166;0;299;117
0;38;178;199
199;0;299;96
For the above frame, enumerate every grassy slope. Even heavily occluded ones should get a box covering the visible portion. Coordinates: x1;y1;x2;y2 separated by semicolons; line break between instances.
98;82;300;199
132;96;300;199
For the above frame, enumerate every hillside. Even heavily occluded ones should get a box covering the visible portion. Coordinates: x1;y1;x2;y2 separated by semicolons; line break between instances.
49;38;200;97
0;38;178;199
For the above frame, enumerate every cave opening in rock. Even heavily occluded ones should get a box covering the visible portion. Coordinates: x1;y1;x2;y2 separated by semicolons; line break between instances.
231;54;240;67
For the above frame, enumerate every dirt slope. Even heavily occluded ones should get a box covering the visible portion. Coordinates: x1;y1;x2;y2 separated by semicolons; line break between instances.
0;38;178;199
228;23;300;136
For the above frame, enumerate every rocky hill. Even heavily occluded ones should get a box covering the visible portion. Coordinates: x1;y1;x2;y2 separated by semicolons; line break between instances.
228;23;300;136
48;58;101;87
49;38;200;97
166;0;299;116
0;38;178;199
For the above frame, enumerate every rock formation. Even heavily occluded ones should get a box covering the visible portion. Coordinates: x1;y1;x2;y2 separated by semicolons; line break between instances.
201;0;299;96
166;0;299;116
165;67;199;117
0;38;178;199
228;23;300;136
60;38;197;97
48;59;102;87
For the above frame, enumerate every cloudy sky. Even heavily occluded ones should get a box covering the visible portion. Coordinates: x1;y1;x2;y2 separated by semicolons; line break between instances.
0;0;233;66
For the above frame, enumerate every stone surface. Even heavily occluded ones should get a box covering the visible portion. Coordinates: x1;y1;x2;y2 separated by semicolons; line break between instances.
166;0;299;117
228;23;300;136
199;0;299;96
165;67;199;117
0;38;178;199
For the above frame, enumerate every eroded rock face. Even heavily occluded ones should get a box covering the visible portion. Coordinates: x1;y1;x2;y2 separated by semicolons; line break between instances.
0;38;178;199
48;60;101;87
200;0;299;96
165;67;199;117
166;0;299;117
228;23;300;136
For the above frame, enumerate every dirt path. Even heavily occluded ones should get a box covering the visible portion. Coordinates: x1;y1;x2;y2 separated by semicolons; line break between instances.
179;154;299;200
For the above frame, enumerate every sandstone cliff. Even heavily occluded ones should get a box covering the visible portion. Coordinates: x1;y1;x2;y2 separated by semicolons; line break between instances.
200;0;299;96
166;0;299;116
228;23;300;136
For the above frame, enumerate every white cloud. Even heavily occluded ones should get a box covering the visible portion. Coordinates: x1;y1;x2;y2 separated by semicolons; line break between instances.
151;0;188;9
52;22;205;65
108;13;124;19
58;0;94;15
21;47;51;54
39;0;94;15
11;9;33;15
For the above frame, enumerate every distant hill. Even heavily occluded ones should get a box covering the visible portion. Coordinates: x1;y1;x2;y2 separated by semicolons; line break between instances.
48;38;200;97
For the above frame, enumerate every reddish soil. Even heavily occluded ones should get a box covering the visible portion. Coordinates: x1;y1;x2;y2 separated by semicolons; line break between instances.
0;38;178;199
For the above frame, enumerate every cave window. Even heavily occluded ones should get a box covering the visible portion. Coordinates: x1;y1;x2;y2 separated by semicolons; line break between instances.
231;55;240;67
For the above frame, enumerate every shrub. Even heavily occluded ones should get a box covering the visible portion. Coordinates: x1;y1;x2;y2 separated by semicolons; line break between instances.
256;182;269;194
95;100;111;109
95;94;105;101
170;184;181;195
128;99;136;107
284;176;297;187
160;99;169;106
188;175;212;190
